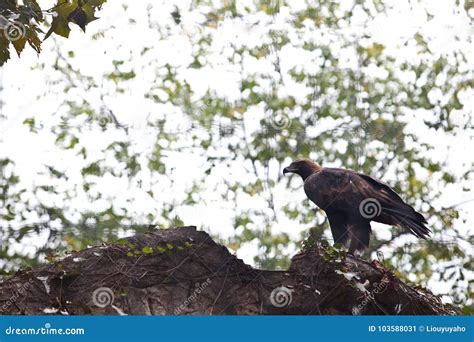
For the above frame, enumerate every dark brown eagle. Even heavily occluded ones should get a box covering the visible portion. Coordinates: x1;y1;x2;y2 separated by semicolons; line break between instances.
283;159;430;253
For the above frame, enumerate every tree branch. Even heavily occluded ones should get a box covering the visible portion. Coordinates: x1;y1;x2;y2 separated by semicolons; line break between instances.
0;226;457;315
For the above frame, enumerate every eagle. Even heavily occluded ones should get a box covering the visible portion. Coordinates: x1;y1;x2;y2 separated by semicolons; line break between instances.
283;159;430;253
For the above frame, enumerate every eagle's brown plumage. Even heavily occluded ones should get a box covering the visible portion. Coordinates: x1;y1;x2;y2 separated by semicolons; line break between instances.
283;159;430;253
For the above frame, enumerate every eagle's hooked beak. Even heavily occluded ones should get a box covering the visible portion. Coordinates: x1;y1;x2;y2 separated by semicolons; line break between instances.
283;166;293;175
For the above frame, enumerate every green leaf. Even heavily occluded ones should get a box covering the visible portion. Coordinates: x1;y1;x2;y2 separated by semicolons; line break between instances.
45;16;71;39
24;0;44;21
117;238;128;245
45;0;103;38
26;27;42;53
22;117;35;126
0;36;11;66
142;246;154;254
12;37;27;56
67;136;79;149
88;0;107;6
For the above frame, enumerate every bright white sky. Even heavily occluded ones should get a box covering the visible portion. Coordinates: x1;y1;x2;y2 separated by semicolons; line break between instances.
0;0;473;299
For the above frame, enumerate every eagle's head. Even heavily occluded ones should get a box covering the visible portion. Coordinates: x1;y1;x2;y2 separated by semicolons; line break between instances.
283;159;322;180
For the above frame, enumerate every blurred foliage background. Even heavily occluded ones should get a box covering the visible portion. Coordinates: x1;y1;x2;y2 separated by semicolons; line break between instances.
0;0;473;313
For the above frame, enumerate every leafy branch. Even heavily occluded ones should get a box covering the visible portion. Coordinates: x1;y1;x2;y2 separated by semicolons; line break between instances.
0;0;107;65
